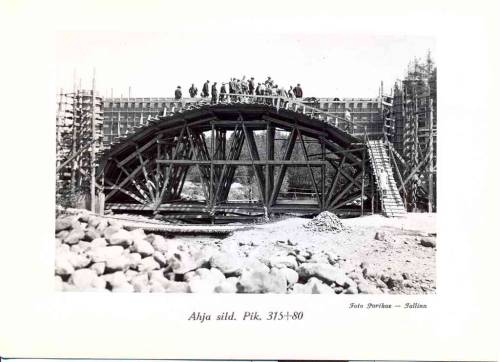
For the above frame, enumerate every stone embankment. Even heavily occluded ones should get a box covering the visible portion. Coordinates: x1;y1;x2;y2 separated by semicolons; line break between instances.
55;210;435;293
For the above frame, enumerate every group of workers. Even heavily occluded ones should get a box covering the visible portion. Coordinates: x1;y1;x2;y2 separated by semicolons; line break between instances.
174;76;303;104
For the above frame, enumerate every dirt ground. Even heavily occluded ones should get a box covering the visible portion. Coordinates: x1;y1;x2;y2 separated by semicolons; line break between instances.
182;213;437;294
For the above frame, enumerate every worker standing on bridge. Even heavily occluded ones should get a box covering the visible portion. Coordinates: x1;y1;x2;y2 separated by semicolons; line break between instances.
202;80;210;98
255;83;262;102
293;83;303;98
288;86;294;98
241;76;248;95
249;77;255;95
220;83;227;102
229;78;235;102
234;78;242;101
265;76;273;87
189;84;198;98
211;82;218;104
174;86;182;100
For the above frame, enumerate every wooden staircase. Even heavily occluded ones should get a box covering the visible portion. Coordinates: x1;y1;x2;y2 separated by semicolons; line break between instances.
367;139;407;217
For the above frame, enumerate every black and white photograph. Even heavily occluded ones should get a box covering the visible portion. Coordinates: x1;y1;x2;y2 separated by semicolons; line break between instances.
1;1;498;360
54;32;437;294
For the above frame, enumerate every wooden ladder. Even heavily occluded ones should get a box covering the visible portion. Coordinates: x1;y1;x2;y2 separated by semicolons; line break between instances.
367;139;407;217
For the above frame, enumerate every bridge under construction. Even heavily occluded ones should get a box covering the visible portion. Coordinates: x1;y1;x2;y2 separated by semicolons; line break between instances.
56;68;436;223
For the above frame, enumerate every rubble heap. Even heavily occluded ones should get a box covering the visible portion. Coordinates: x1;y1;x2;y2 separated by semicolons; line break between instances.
303;211;347;233
54;211;392;294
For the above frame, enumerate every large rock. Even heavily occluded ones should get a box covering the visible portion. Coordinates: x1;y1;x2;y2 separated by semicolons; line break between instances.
146;234;172;253
125;269;139;280
215;277;238;293
90;262;106;275
131;238;154;256
138;256;160;272
85;226;102;241
127;253;142;269
153;251;168;267
56;243;70;254
70;241;92;255
242;259;270;274
167;251;198;274
55;253;74;275
63;228;85;245
131;272;150;292
292;277;335;294
420;237;436;248
69;269;103;290
106;255;130;271
210;252;243;275
90;237;108;249
298;263;352;287
55;217;73;232
67;251;92;269
277;267;299;286
107;271;129;289
374;231;386;241
188;276;217;293
108;229;133;247
268;256;298;270
87;216;102;228
77;212;91;223
89;245;124;263
149;270;170;288
129;228;146;239
96;219;109;233
237;268;287;293
56;230;70;241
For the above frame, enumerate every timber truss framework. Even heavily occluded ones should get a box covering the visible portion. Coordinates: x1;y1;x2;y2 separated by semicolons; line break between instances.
97;102;377;222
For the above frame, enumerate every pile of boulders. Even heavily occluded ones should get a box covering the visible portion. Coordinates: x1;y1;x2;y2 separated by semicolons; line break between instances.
55;211;395;294
303;211;348;233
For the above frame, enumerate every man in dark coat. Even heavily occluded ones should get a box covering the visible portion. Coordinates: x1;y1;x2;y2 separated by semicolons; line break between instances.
248;77;255;95
202;80;210;98
174;86;182;100
293;83;303;98
211;82;218;104
189;84;198;98
219;83;227;102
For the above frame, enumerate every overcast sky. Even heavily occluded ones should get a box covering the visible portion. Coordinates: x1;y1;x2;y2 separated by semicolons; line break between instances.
56;32;435;99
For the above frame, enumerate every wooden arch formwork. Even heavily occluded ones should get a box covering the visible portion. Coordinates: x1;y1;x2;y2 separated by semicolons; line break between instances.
97;103;374;222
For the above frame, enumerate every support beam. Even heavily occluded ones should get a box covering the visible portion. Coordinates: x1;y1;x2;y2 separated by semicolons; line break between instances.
330;170;363;207
325;155;346;207
297;129;320;204
242;122;266;202
270;127;297;204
